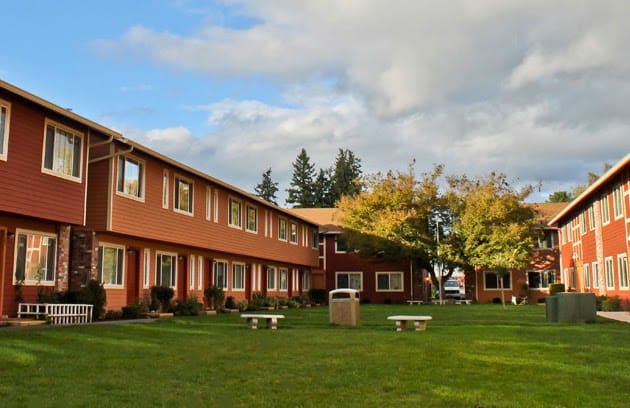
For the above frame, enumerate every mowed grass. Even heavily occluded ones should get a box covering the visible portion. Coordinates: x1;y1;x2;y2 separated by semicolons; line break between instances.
0;304;628;408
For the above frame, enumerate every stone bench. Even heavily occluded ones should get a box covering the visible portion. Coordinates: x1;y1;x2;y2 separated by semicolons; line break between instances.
455;299;472;305
406;300;424;305
387;315;432;331
240;314;285;330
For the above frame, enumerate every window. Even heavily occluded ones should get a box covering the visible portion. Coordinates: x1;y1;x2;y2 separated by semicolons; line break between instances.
312;228;319;249
605;257;614;290
336;272;363;290
156;252;177;288
162;170;169;209
302;270;312;290
278;217;287;241
117;156;144;199
189;255;196;290
601;195;610;225
246;205;257;232
232;263;245;290
205;187;212;220
335;235;348;253
97;244;124;286
0;99;10;160
588;205;596;230
214;261;228;289
536;230;554;249
197;256;203;290
579;213;586;235
613;185;624;219
618;254;629;289
213;190;219;222
174;176;193;214
229;198;242;228
279;268;288;290
289;223;298;244
267;266;277;290
484;271;511;290
42;122;82;180
143;249;150;289
13;230;56;284
527;270;555;289
583;264;590;289
376;272;403;291
592;262;601;289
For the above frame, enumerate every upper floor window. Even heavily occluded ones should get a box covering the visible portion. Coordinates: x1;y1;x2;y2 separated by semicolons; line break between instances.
613;185;624;219
335;235;348;253
601;195;610;225
13;230;56;285
536;230;554;249
117;156;144;199
278;217;287;241
97;244;124;287
42;121;82;181
162;170;169;209
312;228;319;249
246;205;257;232
229;198;242;228
588;205;596;230
579;213;586;235
0;99;10;160
290;222;298;244
174;176;193;214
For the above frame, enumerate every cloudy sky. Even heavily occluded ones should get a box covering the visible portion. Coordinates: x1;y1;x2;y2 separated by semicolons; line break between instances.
3;0;630;203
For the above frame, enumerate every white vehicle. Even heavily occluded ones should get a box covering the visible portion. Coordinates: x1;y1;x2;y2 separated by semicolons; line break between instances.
443;278;465;299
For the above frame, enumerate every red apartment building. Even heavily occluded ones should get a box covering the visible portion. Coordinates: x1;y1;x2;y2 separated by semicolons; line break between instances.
0;79;319;317
549;153;630;301
291;208;414;304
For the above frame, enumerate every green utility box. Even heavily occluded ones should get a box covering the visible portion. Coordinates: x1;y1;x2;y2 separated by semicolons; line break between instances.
546;292;597;323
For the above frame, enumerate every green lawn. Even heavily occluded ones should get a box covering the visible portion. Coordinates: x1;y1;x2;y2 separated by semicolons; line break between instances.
0;304;628;407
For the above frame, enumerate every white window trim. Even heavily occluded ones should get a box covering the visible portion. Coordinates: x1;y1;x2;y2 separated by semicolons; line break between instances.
312;228;319;249
588;206;596;230
232;262;246;291
335;271;363;291
0;99;11;161
156;251;178;289
197;256;203;290
617;254;629;289
98;242;126;288
579;213;586;235
375;271;404;292
173;174;194;216
526;269;555;290
162;170;169;209
302;270;312;290
190;255;196;290
604;257;615;290
583;264;590;289
246;204;258;234
41;119;84;183
592;262;601;289
143;248;151;289
279;267;289;291
205;187;212;221
213;190;219;223
601;195;611;226
613;185;624;220
289;222;298;245
334;235;347;253
228;197;243;229
278;217;288;242
116;155;145;202
13;229;57;286
483;270;512;291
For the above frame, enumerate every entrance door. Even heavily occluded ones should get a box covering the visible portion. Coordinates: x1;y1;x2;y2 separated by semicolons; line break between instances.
126;249;139;305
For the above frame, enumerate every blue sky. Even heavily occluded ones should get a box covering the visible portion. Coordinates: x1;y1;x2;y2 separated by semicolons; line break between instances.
3;0;630;204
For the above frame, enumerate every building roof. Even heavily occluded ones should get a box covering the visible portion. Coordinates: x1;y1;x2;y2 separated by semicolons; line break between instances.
0;79;316;226
289;208;345;234
548;151;630;226
529;202;569;225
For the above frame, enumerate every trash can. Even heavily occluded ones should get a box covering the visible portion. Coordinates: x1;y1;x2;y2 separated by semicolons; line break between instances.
546;292;596;323
329;289;360;326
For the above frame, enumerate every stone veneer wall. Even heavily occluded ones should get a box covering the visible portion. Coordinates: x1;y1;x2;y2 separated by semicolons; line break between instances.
69;228;99;291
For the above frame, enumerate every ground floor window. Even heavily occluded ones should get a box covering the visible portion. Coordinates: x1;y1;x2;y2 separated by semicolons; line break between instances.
484;271;511;290
583;264;590;289
302;270;311;290
214;260;228;289
527;270;555;290
97;244;124;287
618;254;629;289
592;262;600;288
156;252;177;288
14;230;57;285
376;272;404;291
336;271;362;291
267;266;277;290
605;257;615;289
143;249;150;288
232;263;245;290
279;268;288;290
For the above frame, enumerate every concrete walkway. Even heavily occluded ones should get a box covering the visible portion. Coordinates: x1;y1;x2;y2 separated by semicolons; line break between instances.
597;311;630;323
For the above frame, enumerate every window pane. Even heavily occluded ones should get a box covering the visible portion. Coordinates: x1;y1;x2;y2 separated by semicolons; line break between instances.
377;274;389;290
349;273;362;290
0;106;6;154
14;234;26;282
337;274;348;288
390;273;402;290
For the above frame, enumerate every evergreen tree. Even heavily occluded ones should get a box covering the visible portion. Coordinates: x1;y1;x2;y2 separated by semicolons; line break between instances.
286;148;316;208
330;149;363;205
254;167;279;205
313;168;334;207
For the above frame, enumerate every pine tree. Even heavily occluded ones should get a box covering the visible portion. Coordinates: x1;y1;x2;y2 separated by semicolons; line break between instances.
286;148;316;208
330;148;363;204
254;167;279;205
313;168;334;207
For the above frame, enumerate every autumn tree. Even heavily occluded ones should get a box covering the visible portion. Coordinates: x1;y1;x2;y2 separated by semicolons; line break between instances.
286;148;316;208
254;167;279;205
446;172;537;308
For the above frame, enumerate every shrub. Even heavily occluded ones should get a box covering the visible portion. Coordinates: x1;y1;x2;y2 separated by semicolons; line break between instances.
174;295;203;316
78;280;107;320
548;284;566;295
151;286;175;312
104;310;123;320
250;292;265;309
308;288;327;305
601;296;622;311
224;296;237;310
121;302;148;319
204;286;225;310
237;299;249;312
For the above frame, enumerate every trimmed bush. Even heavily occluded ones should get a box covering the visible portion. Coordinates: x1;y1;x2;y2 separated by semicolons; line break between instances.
174;295;203;316
308;288;327;305
224;296;237;310
78;280;107;320
204;286;225;310
548;283;565;295
601;296;622;311
151;286;175;312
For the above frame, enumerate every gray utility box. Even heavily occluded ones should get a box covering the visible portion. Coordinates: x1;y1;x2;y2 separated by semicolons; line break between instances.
546;292;597;323
329;288;360;326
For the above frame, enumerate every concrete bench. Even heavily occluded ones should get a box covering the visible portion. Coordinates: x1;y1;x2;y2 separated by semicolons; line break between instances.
387;315;432;331
240;314;285;330
406;300;424;305
455;299;472;305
